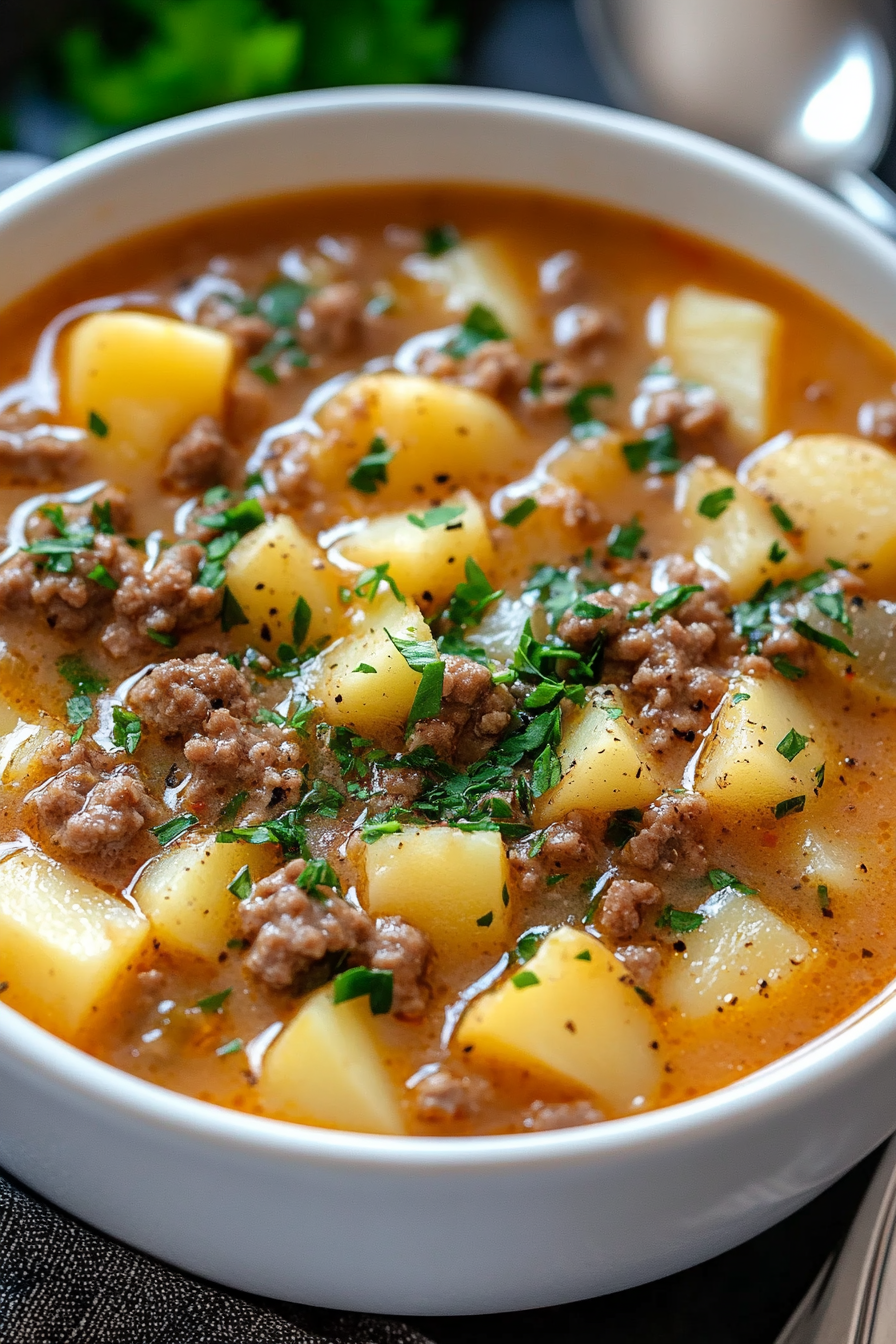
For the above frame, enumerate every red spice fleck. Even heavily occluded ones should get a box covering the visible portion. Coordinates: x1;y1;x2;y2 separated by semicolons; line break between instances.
761;832;778;848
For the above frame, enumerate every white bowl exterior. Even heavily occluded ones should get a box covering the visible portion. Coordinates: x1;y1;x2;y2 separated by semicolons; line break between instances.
1;88;896;1313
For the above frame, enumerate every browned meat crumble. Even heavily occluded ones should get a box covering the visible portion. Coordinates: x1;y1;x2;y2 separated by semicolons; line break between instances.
162;416;230;494
407;654;515;764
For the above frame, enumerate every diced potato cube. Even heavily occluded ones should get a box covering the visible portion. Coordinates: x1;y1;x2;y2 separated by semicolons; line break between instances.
258;988;404;1134
338;490;493;611
133;837;278;960
666;285;780;443
0;849;148;1037
64;311;232;475
795;823;867;898
310;590;435;740
694;676;827;817
314;373;526;500
364;827;510;958
543;429;645;521
658;888;811;1017
405;236;536;340
457;927;662;1116
793;596;896;703
225;513;341;651
534;689;659;826
743;434;896;596
675;458;798;599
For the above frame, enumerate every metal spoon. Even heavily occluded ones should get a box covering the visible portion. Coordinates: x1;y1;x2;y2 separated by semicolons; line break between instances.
575;0;896;235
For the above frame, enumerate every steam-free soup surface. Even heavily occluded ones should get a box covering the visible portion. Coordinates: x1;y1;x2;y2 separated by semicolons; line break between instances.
0;185;895;1136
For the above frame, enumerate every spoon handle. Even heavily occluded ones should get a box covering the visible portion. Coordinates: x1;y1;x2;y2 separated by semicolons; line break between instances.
774;1136;896;1343
828;168;896;238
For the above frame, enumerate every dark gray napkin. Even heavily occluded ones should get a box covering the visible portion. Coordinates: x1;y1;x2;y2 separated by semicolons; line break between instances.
0;1168;432;1344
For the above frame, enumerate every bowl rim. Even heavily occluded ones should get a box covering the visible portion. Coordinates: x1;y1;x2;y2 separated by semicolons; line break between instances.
2;83;896;1169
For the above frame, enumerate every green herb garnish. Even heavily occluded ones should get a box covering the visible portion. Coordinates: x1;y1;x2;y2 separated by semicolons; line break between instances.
196;987;232;1014
501;498;538;528
227;865;252;901
332;966;393;1015
777;727;809;761
407;504;465;530
707;868;757;895
111;706;142;754
348;436;395;494
444;303;508;359
88;410;108;437
773;795;806;820
151;813;199;846
656;905;704;932
697;486;735;519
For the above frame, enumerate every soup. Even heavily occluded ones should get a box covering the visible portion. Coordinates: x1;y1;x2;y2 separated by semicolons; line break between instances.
0;184;895;1137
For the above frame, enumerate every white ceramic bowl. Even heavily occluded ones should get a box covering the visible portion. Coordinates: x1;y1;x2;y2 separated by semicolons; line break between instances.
2;87;896;1316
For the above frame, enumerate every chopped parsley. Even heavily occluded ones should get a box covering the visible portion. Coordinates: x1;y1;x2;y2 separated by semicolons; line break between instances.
770;502;795;532
732;692;751;704
501;498;538;528
511;969;540;989
354;562;404;603
697;486;735;519
791;619;857;659
227;865;252;901
768;541;788;564
256;278;310;328
623;424;680;474
605;807;642;849
297;858;341;899
443;558;504;628
444;303;508;359
773;795;806;820
606;518;644;560
656;905;704;932
575;949;592;961
531;743;561;797
218;791;249;825
528;360;547;396
818;884;830;911
332;965;393;1015
407;504;465;530
776;727;809;761
88;410;109;437
647;584;703;621
220;586;249;633
566;383;613;425
348;437;394;494
216;1039;243;1057
772;656;807;681
58;654;108;742
87;563;118;590
353;662;376;674
708;868;757;895
813;590;853;632
422;223;459;256
25;507;98;575
111;706;142;754
196;987;232;1014
151;813;199;846
290;596;312;649
476;911;494;927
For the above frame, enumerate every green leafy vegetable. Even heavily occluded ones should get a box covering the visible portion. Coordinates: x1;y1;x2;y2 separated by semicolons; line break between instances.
656;905;704;932
196;987;232;1014
732;692;751;703
791;618;858;659
606;518;644;560
776;727;809;761
818;883;830;911
218;791;249;825
151;813;199;846
354;562;404;603
332;965;393;1015
511;970;540;989
407;504;465;530
566;383;613;425
707;868;757;895
291;595;311;648
476;911;494;927
528;361;547;397
443;558;503;628
221;586;249;633
58;654;108;697
770;502;795;532
87;563;119;590
348;436;394;494
813;590;853;633
112;706;142;754
647;584;703;621
768;541;788;564
605;807;642;849
697;486;735;520
773;795;806;820
88;410;108;437
622;425;680;474
353;662;376;674
297;857;341;898
228;865;252;901
444;304;508;359
216;1038;243;1056
771;655;807;680
501;498;538;528
422;223;459;256
531;744;561;797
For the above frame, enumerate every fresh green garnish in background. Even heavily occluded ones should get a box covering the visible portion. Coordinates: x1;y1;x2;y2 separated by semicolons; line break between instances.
51;0;462;149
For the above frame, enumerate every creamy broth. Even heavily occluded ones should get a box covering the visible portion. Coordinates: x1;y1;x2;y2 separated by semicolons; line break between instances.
0;184;894;1136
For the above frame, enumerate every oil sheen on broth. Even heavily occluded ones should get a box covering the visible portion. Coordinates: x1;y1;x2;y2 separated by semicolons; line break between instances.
0;185;894;1138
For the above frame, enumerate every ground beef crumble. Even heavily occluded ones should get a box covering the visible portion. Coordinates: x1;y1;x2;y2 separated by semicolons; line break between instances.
162;416;230;494
509;811;601;894
127;653;304;821
625;791;708;874
0;421;86;482
299;281;364;355
523;1099;604;1131
32;732;164;859
411;1067;490;1122
615;944;662;987
642;390;728;439
417;340;529;401
598;878;662;940
407;655;515;764
240;858;432;1016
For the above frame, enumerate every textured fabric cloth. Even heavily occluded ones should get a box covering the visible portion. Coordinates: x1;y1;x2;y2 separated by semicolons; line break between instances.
0;1168;432;1344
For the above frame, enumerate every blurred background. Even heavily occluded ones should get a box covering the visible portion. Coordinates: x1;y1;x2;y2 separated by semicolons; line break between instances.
0;0;607;162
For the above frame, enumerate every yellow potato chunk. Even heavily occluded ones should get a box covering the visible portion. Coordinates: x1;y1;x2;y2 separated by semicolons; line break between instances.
338;490;493;611
310;590;435;740
406;236;536;340
543;430;645;520
457;927;661;1116
258;988;404;1134
694;676;827;817
225;513;341;651
743;434;896;595
795;823;868;898
64;311;232;476
0;720;56;786
666;285;780;443
365;827;510;958
675;458;797;599
133;837;278;960
0;849;148;1038
315;373;526;500
658;888;811;1017
534;690;659;826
